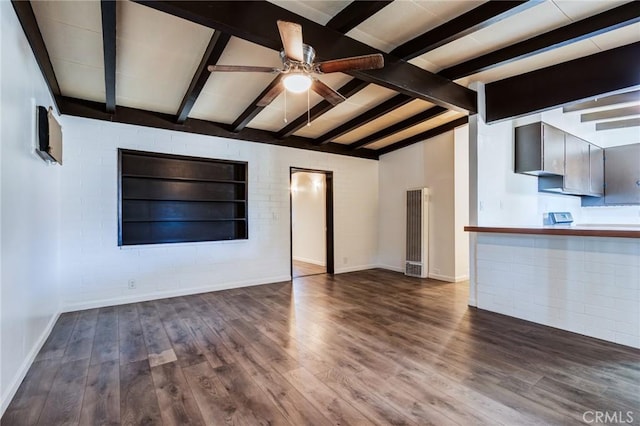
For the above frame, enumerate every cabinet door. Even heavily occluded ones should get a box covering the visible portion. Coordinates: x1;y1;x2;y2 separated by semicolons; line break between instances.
564;134;590;194
589;145;604;196
542;124;565;175
605;144;640;205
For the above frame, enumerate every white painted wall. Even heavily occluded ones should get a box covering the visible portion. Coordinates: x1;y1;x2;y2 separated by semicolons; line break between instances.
378;126;469;281
292;172;326;266
454;126;470;280
0;2;62;414
59;116;379;311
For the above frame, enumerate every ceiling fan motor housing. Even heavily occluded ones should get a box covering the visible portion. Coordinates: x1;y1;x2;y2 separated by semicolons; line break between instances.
280;44;316;72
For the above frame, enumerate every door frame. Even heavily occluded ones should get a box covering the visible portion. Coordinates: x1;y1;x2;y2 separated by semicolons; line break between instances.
289;167;334;277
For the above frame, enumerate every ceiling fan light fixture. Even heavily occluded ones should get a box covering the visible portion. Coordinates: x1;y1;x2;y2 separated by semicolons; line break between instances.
283;74;312;93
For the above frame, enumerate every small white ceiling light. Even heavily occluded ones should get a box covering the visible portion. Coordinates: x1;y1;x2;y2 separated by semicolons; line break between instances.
283;74;312;93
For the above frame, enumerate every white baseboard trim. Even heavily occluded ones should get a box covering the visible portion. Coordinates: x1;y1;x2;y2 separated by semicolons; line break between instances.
292;256;326;267
334;264;378;274
1;310;61;417
376;264;404;273
62;275;291;312
427;272;456;282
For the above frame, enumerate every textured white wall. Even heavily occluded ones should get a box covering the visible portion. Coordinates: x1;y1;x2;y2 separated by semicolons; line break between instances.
1;2;62;414
58;116;379;311
292;172;326;266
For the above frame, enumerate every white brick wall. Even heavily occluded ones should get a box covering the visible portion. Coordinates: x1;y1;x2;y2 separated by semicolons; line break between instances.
472;233;640;348
59;116;379;311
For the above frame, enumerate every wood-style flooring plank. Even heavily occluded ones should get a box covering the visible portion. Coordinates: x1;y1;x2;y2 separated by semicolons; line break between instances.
151;361;205;426
137;301;177;367
62;308;98;363
36;358;90;425
117;303;148;364
90;307;119;365
119;359;162;425
35;312;78;361
79;359;120;425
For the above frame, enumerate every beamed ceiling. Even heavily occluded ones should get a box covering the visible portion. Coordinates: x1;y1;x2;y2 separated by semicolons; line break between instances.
13;0;640;159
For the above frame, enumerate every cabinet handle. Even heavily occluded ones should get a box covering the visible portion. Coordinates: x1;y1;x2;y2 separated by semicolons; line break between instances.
636;180;640;187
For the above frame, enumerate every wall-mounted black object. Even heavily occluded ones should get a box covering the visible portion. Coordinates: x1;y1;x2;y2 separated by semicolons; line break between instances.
118;149;248;246
36;106;62;164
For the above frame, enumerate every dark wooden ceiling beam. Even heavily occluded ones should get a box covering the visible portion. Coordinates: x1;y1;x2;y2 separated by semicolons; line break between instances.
485;42;640;123
378;116;468;155
132;0;477;113
11;0;61;111
581;105;640;122
276;79;369;138
391;1;539;60
315;94;413;145
230;74;283;132
327;1;394;33
440;2;640;80
596;118;640;131
57;96;379;160
177;31;231;123
563;90;640;113
348;105;447;149
100;0;117;113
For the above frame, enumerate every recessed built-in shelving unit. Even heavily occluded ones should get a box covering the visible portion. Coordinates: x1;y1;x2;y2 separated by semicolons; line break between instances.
118;149;248;246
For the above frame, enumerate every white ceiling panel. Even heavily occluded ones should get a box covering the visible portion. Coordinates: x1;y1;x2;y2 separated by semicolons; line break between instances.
292;84;398;138
454;22;640;88
50;59;105;103
347;1;442;53
413;1;571;71
589;22;640;51
332;99;435;144
552;0;630;21
267;0;352;25
32;0;104;101
189;37;282;123
366;110;464;150
115;1;214;114
31;0;102;33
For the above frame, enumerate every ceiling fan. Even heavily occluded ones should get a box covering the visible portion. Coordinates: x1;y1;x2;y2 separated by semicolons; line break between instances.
207;20;384;108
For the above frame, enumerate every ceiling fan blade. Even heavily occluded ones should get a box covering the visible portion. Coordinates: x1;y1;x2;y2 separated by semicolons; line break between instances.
311;80;346;106
316;54;384;74
277;20;304;62
256;82;284;107
208;65;279;73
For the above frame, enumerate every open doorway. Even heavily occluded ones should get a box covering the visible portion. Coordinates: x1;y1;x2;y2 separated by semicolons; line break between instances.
290;168;334;278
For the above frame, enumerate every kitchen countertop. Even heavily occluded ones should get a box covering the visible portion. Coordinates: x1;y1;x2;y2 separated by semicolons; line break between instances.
464;225;640;239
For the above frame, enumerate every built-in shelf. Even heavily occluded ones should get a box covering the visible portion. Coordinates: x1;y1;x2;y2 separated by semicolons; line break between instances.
119;149;248;245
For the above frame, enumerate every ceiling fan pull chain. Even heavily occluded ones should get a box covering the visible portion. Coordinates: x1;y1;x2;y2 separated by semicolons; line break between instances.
307;87;311;127
283;89;288;123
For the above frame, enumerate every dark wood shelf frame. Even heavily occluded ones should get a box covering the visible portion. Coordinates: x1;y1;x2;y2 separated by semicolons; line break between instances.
118;149;248;246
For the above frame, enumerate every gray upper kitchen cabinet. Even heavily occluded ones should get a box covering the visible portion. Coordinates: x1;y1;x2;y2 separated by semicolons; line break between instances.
515;122;565;175
563;134;590;194
588;145;604;197
604;144;640;205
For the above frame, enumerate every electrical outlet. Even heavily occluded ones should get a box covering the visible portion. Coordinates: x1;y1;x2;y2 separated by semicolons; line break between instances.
128;279;136;290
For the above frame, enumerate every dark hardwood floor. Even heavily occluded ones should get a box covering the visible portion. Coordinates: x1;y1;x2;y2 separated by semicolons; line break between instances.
292;259;326;278
3;269;639;425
